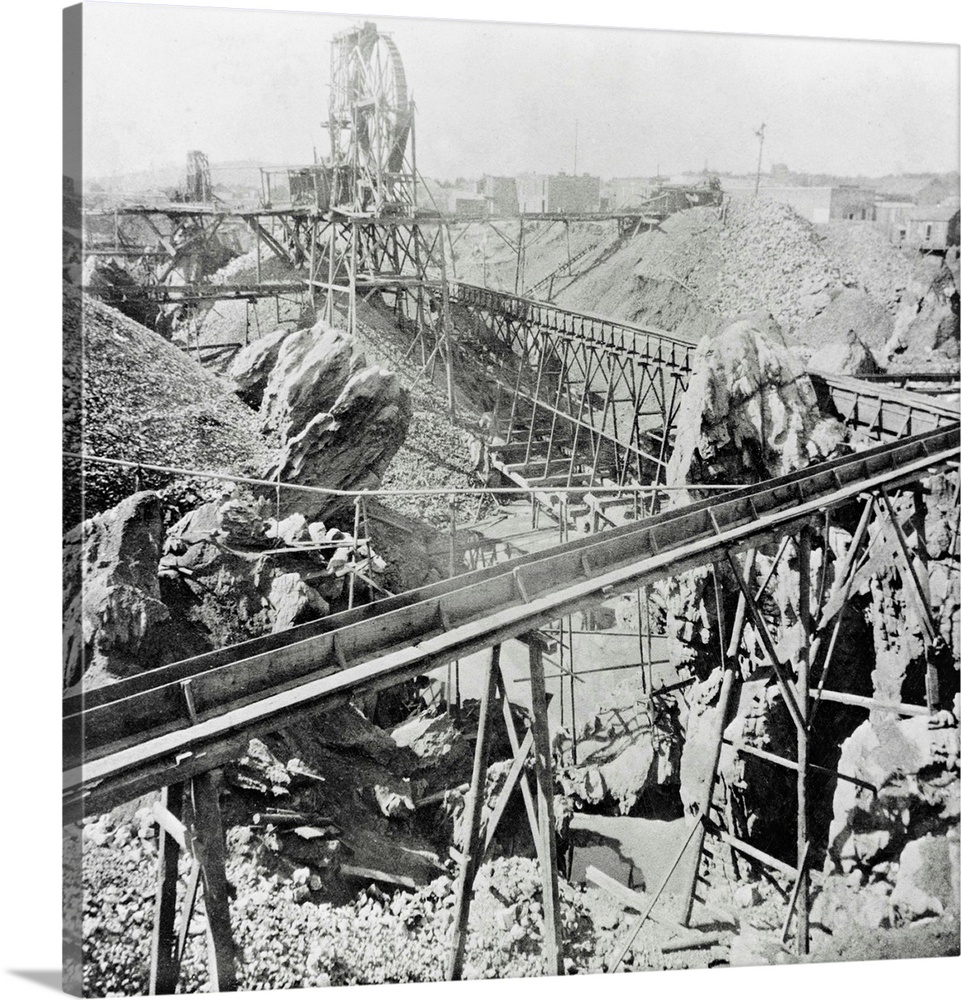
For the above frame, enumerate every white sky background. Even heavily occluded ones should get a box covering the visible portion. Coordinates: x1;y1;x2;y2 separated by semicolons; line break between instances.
82;1;960;182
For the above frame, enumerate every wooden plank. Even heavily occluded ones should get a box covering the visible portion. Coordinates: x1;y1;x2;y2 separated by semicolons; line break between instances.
812;689;930;717
707;826;797;880
677;664;735;927
151;802;188;851
340;865;417;890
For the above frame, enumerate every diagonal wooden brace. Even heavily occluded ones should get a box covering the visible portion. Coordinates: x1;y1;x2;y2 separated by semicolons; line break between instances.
725;550;805;732
482;727;534;860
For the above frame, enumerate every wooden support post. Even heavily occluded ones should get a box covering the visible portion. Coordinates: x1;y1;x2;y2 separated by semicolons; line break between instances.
725;550;805;731
149;784;183;996
724;549;756;658
482;728;534;859
149;774;236;994
795;526;811;956
189;771;237;991
496;675;540;844
448;646;501;981
527;643;565;975
676;663;736;927
781;840;811;945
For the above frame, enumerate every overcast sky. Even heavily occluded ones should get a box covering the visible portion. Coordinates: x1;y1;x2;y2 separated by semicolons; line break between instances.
82;1;959;182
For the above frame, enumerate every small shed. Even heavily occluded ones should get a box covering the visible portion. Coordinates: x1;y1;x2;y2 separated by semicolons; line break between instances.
901;204;961;253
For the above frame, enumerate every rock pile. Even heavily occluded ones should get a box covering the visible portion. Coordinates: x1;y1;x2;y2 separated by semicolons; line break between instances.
818;711;960;934
551;199;956;372
64;484;393;688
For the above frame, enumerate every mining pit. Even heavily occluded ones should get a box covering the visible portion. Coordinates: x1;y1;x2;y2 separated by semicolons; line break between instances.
65;189;960;993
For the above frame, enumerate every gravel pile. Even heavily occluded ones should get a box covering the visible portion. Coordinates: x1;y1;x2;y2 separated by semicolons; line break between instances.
63;281;277;529
79;814;602;994
354;299;484;528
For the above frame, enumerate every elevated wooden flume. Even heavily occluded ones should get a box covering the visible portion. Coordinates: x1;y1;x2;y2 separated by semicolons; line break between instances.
72;20;961;993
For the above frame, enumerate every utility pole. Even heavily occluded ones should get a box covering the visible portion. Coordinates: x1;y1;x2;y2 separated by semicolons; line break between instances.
573;119;579;175
754;123;766;196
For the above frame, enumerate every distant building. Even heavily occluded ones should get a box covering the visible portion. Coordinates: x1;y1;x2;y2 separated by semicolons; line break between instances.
480;175;518;216
516;172;601;214
416;179;486;216
874;200;914;241
831;186;876;221
724;184;875;223
901;204;961;253
548;173;601;213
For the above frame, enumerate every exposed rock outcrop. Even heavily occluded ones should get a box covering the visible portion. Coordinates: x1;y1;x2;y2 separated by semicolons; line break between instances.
260;322;364;439
888;262;960;367
160;489;386;643
558;691;683;816
63;491;205;689
826;714;959;910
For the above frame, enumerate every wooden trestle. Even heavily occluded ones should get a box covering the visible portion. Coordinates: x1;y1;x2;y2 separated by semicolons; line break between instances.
65;415;959;983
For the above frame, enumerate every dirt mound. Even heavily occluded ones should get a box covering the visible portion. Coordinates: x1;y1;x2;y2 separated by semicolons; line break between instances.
553;201;925;354
63;281;275;530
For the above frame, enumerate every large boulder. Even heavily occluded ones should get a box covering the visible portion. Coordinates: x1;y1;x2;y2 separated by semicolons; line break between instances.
268;572;329;633
228;327;298;408
666;311;846;498
161;496;338;643
264;366;412;520
63;492;176;689
889;832;960;924
260;321;364;438
661;310;845;676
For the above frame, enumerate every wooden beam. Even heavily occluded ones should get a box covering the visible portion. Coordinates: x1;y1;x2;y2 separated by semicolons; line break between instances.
795;524;811;955
528;644;564;975
811;689;930;717
482;727;534;859
189;771;237;991
448;646;501;980
149;784;183;996
63;428;961;820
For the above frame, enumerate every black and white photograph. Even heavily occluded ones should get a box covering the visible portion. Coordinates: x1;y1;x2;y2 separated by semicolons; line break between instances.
59;1;959;995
